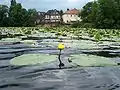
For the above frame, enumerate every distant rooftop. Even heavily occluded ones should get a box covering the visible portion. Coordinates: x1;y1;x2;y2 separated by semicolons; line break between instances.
64;8;80;15
46;9;60;15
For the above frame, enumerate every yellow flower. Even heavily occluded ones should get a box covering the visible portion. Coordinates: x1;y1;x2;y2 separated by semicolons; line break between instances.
58;43;65;50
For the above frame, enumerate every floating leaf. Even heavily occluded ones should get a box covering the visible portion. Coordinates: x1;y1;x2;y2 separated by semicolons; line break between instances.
41;40;99;49
29;32;56;38
21;40;37;45
63;40;99;49
69;54;117;67
0;38;21;44
20;36;28;39
10;54;57;66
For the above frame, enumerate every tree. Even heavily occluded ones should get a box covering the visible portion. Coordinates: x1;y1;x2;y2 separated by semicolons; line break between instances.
9;1;26;26
79;1;96;28
59;10;63;23
11;0;16;6
80;2;93;23
96;0;119;28
80;0;120;29
27;9;37;26
0;0;38;27
0;5;9;26
9;0;37;26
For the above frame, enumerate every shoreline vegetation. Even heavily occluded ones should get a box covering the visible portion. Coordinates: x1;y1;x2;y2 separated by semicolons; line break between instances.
1;0;120;29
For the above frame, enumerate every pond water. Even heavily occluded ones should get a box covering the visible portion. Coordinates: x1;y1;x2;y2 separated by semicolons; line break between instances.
0;37;120;90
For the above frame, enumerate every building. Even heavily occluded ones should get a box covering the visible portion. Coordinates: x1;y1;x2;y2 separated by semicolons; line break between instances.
36;8;81;26
36;9;61;26
62;8;81;24
44;9;61;26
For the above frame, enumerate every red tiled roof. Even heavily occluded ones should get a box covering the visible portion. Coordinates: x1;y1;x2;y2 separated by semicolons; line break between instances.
64;8;80;15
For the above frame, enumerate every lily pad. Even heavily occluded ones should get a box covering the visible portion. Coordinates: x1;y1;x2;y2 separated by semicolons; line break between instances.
20;36;28;39
10;54;57;66
41;42;59;48
63;40;99;49
0;38;21;44
41;40;99;49
28;32;56;38
98;41;120;49
69;54;117;67
21;40;37;45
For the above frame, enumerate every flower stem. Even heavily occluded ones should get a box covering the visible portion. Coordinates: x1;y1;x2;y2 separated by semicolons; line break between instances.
58;49;64;69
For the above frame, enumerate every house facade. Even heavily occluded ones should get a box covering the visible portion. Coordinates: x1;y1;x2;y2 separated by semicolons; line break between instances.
36;9;61;26
44;9;61;26
36;8;81;26
62;8;81;24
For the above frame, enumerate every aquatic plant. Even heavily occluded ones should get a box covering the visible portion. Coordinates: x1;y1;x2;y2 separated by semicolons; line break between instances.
10;54;57;66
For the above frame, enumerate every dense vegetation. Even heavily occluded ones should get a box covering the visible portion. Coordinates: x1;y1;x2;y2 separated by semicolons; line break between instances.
0;27;120;42
73;0;120;29
0;0;37;27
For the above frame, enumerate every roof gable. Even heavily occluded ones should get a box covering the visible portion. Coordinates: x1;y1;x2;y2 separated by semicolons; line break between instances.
46;9;60;15
64;8;80;15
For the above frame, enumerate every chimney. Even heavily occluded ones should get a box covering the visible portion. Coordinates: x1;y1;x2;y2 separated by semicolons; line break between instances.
67;8;69;11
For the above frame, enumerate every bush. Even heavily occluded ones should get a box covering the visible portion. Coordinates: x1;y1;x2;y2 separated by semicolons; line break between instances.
71;21;80;28
71;21;94;28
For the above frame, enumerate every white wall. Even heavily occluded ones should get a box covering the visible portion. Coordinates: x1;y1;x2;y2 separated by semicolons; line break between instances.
51;16;60;19
45;15;60;19
62;14;81;23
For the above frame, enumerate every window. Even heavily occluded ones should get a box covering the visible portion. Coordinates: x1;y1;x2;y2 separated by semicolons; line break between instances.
46;15;49;19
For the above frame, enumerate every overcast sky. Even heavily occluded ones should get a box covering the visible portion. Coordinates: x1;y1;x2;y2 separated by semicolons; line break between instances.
0;0;93;11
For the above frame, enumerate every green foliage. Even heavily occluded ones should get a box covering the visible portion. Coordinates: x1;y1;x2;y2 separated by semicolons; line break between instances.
59;10;64;23
71;21;81;28
71;22;94;28
0;0;37;27
0;5;9;26
80;0;120;29
27;9;38;26
80;2;93;23
94;32;102;42
11;0;16;6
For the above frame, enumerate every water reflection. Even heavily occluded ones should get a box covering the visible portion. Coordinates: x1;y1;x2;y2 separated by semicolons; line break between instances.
0;38;120;90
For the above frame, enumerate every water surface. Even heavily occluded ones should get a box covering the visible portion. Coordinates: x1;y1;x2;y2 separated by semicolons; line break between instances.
0;38;120;90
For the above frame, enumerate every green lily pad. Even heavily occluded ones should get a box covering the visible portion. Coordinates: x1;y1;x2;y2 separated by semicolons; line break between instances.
63;40;99;49
21;40;37;45
41;40;99;49
98;41;120;48
10;54;57;66
0;38;21;43
20;36;28;39
69;54;117;67
28;32;56;38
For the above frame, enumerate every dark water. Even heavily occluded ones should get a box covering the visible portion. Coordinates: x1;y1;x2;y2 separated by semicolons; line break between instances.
0;39;120;90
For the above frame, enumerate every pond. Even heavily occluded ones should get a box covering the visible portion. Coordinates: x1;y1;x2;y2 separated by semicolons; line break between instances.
0;29;120;90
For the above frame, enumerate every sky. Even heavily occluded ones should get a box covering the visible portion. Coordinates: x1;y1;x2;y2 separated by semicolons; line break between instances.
0;0;94;11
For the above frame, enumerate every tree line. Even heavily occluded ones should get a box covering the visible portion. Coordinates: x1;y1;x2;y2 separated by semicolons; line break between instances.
73;0;120;29
1;0;120;29
0;0;37;27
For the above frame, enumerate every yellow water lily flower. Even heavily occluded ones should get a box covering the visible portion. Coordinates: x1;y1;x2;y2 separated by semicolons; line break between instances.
58;43;65;50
